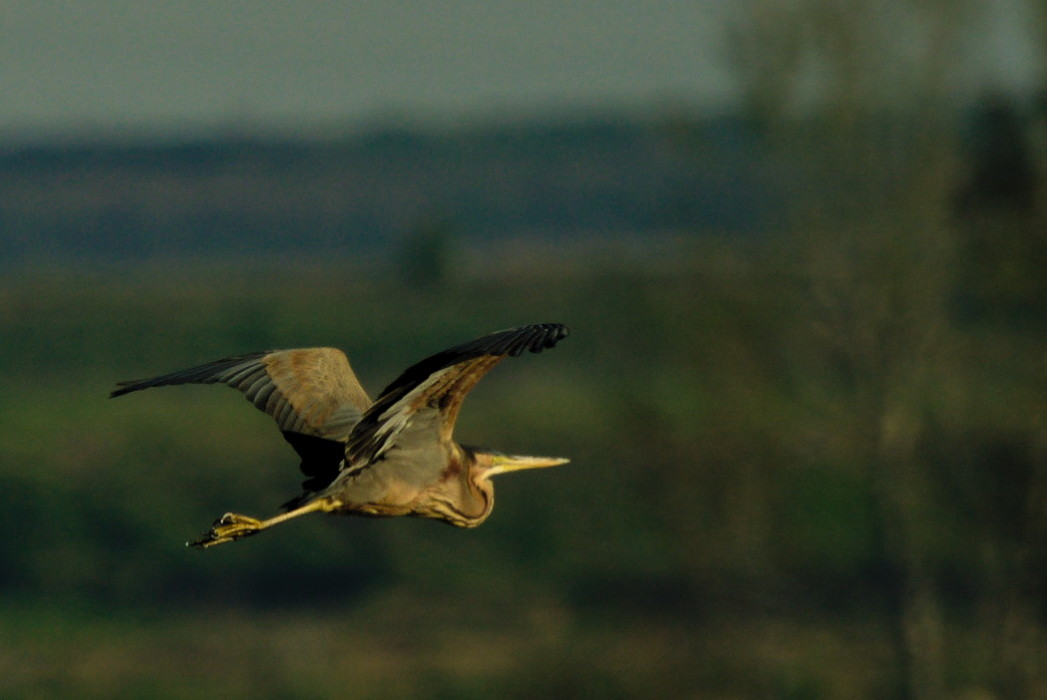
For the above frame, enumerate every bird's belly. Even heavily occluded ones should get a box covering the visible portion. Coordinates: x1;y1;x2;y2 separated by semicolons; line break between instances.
332;469;425;517
346;502;414;518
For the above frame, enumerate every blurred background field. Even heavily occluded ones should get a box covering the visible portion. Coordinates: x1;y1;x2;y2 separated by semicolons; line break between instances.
3;2;1047;698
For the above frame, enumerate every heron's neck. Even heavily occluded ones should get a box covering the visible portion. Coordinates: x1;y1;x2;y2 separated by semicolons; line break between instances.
448;444;494;526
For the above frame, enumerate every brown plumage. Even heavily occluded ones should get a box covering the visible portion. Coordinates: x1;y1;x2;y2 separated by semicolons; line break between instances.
111;323;570;548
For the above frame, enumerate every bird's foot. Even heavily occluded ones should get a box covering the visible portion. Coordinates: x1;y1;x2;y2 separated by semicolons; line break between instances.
188;512;264;549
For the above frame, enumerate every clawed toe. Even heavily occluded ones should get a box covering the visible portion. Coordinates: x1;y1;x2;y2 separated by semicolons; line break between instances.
187;512;264;549
184;500;334;550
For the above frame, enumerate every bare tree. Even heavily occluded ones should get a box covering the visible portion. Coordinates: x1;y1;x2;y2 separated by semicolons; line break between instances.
730;2;977;697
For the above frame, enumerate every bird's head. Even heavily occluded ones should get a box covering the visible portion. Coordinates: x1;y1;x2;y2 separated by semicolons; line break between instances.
440;446;568;527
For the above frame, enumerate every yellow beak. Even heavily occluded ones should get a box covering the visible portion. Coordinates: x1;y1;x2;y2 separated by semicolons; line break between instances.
486;453;570;477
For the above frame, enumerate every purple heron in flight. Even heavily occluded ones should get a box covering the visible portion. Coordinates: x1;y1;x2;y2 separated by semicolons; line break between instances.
111;323;569;548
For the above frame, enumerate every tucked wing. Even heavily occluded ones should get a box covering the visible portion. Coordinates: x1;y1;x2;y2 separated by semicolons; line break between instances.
110;347;372;442
344;323;569;470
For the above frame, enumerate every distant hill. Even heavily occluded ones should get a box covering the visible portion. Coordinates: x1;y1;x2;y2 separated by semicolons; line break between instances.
0;116;776;264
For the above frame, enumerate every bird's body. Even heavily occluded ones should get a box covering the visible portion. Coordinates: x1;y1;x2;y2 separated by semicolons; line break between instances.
111;323;569;548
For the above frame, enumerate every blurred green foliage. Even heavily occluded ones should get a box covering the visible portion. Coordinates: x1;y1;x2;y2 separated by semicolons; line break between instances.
0;214;1044;696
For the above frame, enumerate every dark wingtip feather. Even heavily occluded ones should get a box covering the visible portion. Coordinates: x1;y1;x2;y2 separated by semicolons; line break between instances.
110;378;158;398
521;322;570;355
108;351;271;399
109;383;134;399
375;323;570;400
435;322;569;362
465;322;569;358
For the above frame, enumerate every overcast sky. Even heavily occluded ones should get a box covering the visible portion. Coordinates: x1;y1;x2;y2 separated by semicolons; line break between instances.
0;1;1041;140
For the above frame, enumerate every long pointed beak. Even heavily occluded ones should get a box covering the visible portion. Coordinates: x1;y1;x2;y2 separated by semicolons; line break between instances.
485;453;570;477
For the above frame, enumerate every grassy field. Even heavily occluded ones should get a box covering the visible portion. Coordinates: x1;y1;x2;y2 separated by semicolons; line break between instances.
1;232;1045;697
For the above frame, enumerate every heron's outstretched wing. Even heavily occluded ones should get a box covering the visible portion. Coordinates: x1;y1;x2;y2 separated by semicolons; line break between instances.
111;348;372;442
344;323;569;471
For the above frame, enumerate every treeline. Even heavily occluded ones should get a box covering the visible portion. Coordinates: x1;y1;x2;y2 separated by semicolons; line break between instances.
0;116;770;264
